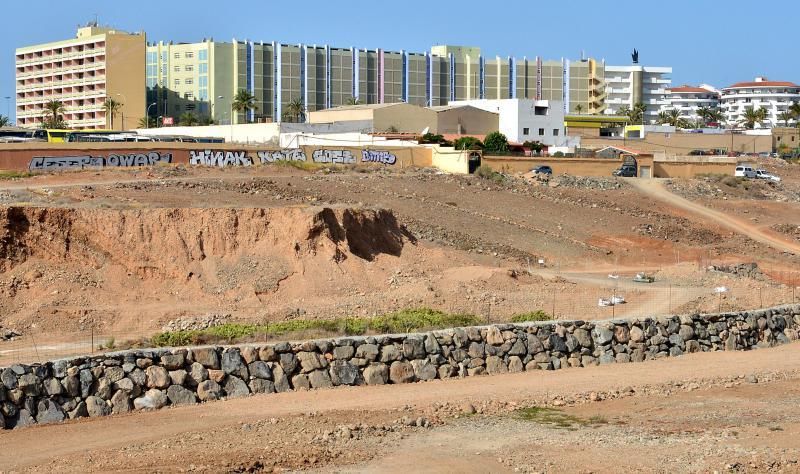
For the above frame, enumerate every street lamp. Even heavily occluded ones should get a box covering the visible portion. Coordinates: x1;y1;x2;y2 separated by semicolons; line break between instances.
145;102;157;129
114;92;127;130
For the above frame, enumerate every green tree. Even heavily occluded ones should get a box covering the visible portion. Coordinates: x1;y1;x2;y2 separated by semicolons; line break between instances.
574;104;584;115
778;111;793;127
103;98;123;129
522;140;544;154
483;131;509;153
618;103;647;123
198;115;215;126
0;115;10;127
285;98;305;123
454;136;484;150
232;89;257;123
43;99;66;127
657;109;688;128
178;112;199;126
740;106;768;129
419;132;446;144
789;101;800;120
346;97;360;105
137;116;157;128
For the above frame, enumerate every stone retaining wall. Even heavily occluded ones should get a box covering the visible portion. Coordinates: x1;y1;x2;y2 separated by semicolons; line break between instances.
1;305;798;429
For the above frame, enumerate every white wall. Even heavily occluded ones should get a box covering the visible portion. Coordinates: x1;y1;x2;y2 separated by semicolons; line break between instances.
137;121;375;144
449;99;568;146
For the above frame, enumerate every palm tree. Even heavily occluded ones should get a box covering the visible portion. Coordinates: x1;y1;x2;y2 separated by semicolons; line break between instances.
232;89;257;124
103;98;123;129
657;109;688;128
346;97;360;106
618;102;647;124
740;106;768;129
789;101;800;120
137;116;157;129
574;104;584;115
178;112;199;126
0;115;10;127
285;98;305;123
778;111;793;127
706;107;725;126
43;99;66;126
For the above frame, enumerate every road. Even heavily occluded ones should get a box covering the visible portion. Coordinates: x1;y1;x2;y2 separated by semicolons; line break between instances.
629;178;800;256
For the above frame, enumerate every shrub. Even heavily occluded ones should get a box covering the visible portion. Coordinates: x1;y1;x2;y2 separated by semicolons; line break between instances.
510;311;551;323
552;151;565;157
483;132;509;153
454;136;484;150
475;165;506;184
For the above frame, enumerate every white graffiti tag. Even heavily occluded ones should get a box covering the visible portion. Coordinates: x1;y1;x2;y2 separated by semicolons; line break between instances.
29;152;172;172
257;149;307;163
312;149;355;164
189;150;252;167
361;150;397;165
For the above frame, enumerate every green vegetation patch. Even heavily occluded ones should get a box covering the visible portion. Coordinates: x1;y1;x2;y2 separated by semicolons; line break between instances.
516;406;608;430
0;170;33;180
510;311;551;323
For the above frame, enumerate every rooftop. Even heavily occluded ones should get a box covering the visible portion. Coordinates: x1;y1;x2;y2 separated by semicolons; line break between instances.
724;77;800;89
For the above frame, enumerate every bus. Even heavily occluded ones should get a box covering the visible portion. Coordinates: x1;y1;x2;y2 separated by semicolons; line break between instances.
31;129;120;143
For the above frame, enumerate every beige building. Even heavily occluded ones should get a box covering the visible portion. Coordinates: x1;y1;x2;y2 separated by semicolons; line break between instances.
307;102;498;135
15;24;145;130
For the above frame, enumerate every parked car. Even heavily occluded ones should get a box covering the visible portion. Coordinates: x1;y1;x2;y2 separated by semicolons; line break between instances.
734;165;756;178
754;169;781;182
532;165;553;175
689;149;706;156
612;165;637;177
633;272;655;283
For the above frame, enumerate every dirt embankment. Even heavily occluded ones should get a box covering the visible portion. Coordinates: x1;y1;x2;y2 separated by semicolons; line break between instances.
0;206;417;333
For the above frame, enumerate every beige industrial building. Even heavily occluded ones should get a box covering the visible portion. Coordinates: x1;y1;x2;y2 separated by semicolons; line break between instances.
307;102;498;135
15;24;146;130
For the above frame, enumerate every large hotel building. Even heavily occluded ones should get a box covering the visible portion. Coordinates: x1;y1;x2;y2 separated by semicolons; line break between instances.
14;25;145;129
15;25;673;129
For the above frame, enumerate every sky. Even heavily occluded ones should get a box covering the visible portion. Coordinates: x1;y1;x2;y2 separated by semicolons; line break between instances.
3;0;798;121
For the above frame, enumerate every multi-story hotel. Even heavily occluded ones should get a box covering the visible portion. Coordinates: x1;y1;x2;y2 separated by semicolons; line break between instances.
146;40;621;125
604;65;672;124
15;24;145;129
663;85;720;123
720;77;800;128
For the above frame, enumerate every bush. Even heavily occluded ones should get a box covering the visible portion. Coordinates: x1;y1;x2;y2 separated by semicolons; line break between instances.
454;136;484;150
483;132;509;153
552;151;565;157
510;311;551;323
475;165;506;184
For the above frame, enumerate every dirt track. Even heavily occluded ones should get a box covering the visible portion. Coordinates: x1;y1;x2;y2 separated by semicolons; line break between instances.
629;179;800;256
1;342;798;473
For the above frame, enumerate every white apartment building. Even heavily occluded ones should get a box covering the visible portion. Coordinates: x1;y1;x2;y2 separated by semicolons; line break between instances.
720;77;800;128
663;84;720;122
449;98;567;146
15;24;145;130
604;65;672;124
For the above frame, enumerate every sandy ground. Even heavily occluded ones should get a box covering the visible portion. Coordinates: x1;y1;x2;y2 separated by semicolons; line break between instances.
1;342;798;473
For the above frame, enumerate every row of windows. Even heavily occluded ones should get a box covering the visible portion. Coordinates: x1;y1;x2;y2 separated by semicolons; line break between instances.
522;127;561;137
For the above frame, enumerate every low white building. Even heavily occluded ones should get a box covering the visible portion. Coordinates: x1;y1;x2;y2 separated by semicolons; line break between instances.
448;98;572;147
663;84;720;123
720;77;800;128
604;65;672;124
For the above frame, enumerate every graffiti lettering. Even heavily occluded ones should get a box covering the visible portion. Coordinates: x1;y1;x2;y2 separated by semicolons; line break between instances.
189;150;252;167
29;152;172;172
257;149;307;164
361;150;397;165
312;149;355;164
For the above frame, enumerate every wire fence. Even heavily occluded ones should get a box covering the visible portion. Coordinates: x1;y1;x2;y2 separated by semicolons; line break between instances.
2;276;799;366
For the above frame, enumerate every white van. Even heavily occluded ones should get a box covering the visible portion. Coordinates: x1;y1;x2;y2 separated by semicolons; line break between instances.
735;164;756;178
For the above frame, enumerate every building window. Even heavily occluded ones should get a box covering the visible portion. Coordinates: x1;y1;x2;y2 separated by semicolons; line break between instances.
174;79;180;86
173;65;180;72
523;127;529;135
185;52;194;59
538;128;545;136
199;63;208;74
185;65;194;72
186;103;196;110
185;78;193;85
174;53;180;59
198;50;208;61
553;129;559;136
184;93;194;100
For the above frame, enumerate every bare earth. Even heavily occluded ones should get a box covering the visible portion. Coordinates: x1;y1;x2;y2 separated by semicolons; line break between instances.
0;160;799;472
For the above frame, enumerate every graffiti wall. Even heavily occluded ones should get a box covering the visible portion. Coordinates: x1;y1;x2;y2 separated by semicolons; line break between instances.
257;148;307;163
28;152;173;171
189;150;252;167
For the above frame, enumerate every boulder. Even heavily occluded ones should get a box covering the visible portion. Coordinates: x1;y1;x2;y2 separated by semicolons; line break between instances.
629;326;645;343
379;344;402;363
403;338;426;359
485;356;508;374
221;350;248;379
614;326;630;344
169;370;188;386
104;366;125;384
410;359;437;381
279;353;299;375
188;362;209;386
145;366;171;389
167;385;197;406
111;389;132;414
508;356;524;373
192;348;220;369
249;379;276;394
86;396;111;417
592;326;614;345
224;376;250;398
363;364;388;385
0;369;17;390
333;345;355;360
240;346;259;364
18;373;41;396
43;377;63;396
133;389;168;410
197;380;222;402
486;326;504;345
329;360;360;386
297;351;327;373
36;399;65;425
160;354;185;371
308;370;334;389
424;334;441;354
291;374;311;391
389;361;415;384
355;344;380;361
272;365;291;393
14;409;36;429
248;361;273;380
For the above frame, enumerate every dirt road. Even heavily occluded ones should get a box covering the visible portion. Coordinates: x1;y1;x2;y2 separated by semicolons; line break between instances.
630;178;800;256
2;343;799;472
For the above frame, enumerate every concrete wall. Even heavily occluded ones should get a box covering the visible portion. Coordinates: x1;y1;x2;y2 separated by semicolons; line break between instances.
582;132;774;155
435;107;499;136
483;156;629;176
0;305;796;429
106;33;146;131
373;106;437;134
652;156;737;178
0;142;432;172
430;146;470;174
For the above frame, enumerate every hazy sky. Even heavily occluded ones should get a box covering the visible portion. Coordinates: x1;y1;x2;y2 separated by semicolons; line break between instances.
3;0;796;121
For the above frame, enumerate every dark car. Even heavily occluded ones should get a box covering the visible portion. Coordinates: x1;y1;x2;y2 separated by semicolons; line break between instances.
532;165;553;175
613;165;637;177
